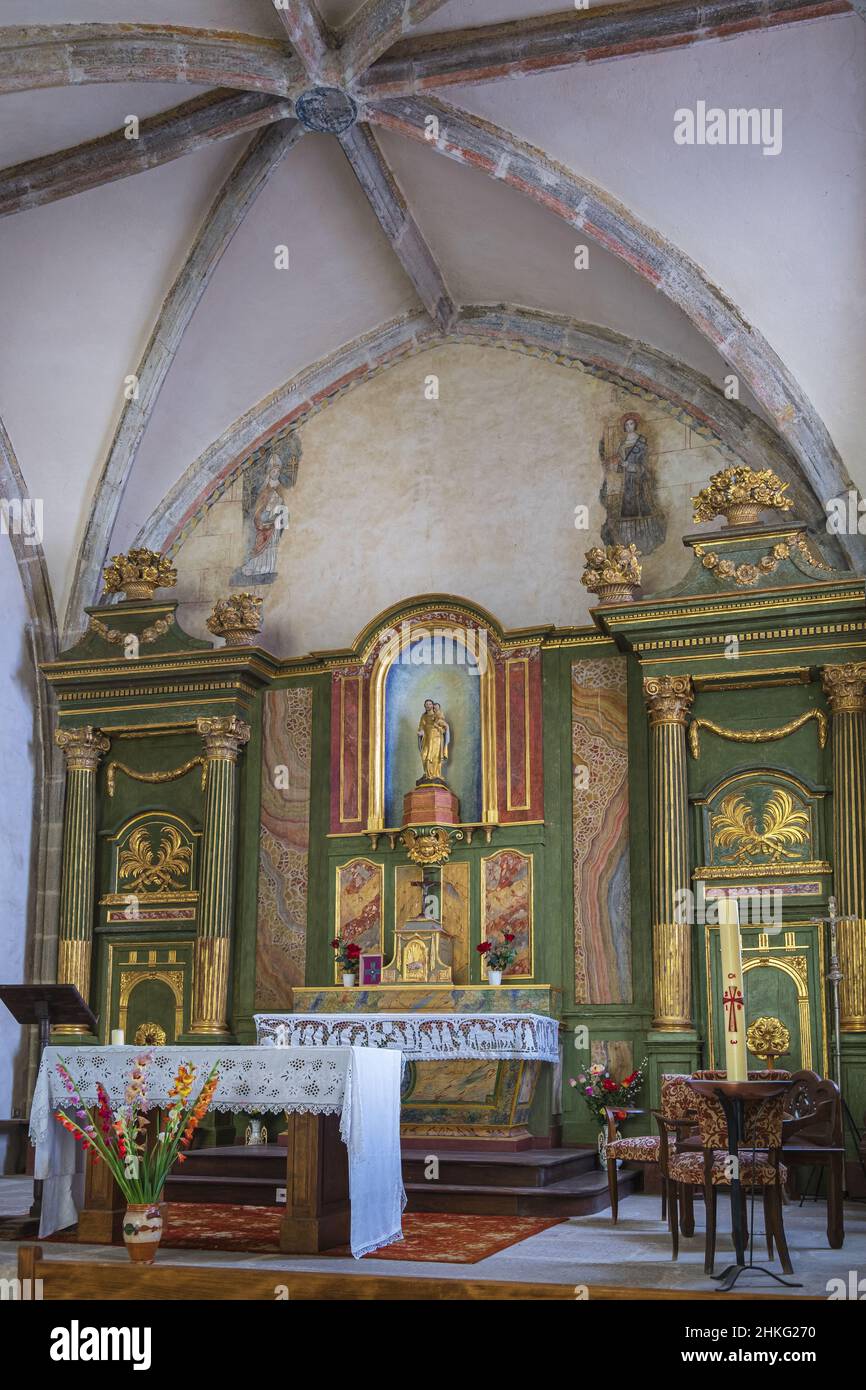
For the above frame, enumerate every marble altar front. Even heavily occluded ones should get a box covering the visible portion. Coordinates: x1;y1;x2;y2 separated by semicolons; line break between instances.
283;985;562;1147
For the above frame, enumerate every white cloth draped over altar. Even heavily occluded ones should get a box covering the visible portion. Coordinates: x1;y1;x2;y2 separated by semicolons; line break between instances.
254;1011;560;1063
30;1045;405;1259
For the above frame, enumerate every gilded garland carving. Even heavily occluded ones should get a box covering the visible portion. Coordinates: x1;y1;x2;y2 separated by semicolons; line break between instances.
102;548;177;600
89;615;172;646
694;532;833;588
688;709;828;758
106;757;208;798
711;790;811;864
55;725;111;771
691;466;793;525
822;663;866;714
642;674;694;726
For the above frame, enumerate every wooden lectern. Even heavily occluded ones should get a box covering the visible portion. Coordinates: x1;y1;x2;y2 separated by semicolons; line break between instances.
0;984;97;1237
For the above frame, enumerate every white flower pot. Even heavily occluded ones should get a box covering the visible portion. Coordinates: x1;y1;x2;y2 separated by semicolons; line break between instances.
487;969;503;986
342;972;356;988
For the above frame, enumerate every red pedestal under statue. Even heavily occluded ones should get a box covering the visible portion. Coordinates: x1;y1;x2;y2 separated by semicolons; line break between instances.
403;781;460;826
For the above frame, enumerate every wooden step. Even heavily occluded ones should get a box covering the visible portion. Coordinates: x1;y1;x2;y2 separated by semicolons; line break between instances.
401;1148;596;1190
405;1168;639;1218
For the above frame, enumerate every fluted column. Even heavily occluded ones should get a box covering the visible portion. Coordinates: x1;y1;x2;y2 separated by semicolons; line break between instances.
822;664;866;1031
55;725;111;1033
189;715;251;1035
643;675;695;1031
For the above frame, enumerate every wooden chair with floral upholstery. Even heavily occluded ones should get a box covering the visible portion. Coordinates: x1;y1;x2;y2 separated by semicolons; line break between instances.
655;1080;792;1275
604;1074;698;1224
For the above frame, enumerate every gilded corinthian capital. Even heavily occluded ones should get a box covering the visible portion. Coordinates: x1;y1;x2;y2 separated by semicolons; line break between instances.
821;664;866;715
643;675;695;726
55;725;110;771
196;715;251;761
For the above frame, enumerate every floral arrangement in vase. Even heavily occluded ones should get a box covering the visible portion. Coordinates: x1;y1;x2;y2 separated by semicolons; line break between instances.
477;931;517;985
52;1052;220;1262
569;1057;647;1127
332;937;361;985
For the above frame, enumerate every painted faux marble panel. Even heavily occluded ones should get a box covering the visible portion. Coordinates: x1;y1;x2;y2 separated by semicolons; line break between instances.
336;859;383;968
292;985;557;1014
572;658;632;1004
441;861;470;986
254;687;312;1010
481;849;533;978
591;1040;635;1084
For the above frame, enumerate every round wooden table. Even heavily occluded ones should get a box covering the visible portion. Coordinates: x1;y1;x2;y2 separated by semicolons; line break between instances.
687;1077;800;1291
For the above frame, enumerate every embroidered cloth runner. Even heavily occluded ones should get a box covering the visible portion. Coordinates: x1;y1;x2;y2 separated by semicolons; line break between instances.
254;1011;560;1063
30;1044;404;1258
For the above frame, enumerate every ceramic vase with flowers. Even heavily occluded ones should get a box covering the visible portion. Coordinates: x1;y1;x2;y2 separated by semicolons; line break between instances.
332;937;361;987
568;1058;647;1168
477;931;518;985
51;1052;220;1263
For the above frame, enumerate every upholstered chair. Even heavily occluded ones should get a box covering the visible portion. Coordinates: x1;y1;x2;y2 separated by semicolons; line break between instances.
656;1079;792;1275
604;1074;698;1224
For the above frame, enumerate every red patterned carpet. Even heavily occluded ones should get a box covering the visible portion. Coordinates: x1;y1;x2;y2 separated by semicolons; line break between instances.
152;1204;561;1263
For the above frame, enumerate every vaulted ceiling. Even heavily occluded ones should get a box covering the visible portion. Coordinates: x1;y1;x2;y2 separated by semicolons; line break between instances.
1;1;864;651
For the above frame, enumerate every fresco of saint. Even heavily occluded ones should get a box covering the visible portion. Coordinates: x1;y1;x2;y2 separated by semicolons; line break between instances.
599;413;666;555
231;436;300;586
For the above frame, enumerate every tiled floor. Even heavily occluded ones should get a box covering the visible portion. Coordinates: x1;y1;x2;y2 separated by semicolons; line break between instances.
2;1177;864;1296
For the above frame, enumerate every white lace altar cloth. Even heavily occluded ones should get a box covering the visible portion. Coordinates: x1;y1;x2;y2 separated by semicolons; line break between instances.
254;1012;560;1063
30;1045;405;1259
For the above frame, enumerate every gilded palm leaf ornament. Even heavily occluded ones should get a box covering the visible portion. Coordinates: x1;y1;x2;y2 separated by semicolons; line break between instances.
118;825;193;893
711;789;811;864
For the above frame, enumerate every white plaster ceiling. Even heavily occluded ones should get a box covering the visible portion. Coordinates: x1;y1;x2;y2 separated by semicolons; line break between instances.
0;136;248;616
450;14;866;481
0;83;212;166
112;132;422;553
377;126;766;416
0;5;862;635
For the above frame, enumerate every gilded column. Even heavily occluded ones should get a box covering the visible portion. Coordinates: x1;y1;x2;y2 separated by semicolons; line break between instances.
822;664;866;1030
643;675;695;1031
55;725;111;1032
189;715;251;1035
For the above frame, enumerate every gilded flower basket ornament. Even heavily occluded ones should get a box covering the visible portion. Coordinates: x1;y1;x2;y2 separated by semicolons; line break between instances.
691;466;793;527
580;543;642;604
102;548;177;601
206;592;264;647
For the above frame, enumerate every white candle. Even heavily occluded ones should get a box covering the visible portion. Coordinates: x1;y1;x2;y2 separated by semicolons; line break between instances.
717;897;747;1081
110;1028;125;1046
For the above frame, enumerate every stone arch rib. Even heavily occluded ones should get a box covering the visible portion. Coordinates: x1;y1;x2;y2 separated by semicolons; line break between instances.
133;305;818;561
364;96;862;567
0;24;305;98
63;118;305;643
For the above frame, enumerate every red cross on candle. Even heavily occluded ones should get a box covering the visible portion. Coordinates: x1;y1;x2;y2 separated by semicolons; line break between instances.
723;985;744;1032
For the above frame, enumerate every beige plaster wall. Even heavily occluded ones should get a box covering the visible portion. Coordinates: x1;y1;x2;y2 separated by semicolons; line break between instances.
171;342;731;656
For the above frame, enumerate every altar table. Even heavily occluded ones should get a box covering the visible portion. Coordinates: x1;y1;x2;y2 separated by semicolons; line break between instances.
30;1045;405;1258
254;1011;560;1063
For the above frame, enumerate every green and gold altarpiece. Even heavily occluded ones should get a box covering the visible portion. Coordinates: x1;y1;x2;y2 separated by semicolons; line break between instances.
39;515;866;1161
